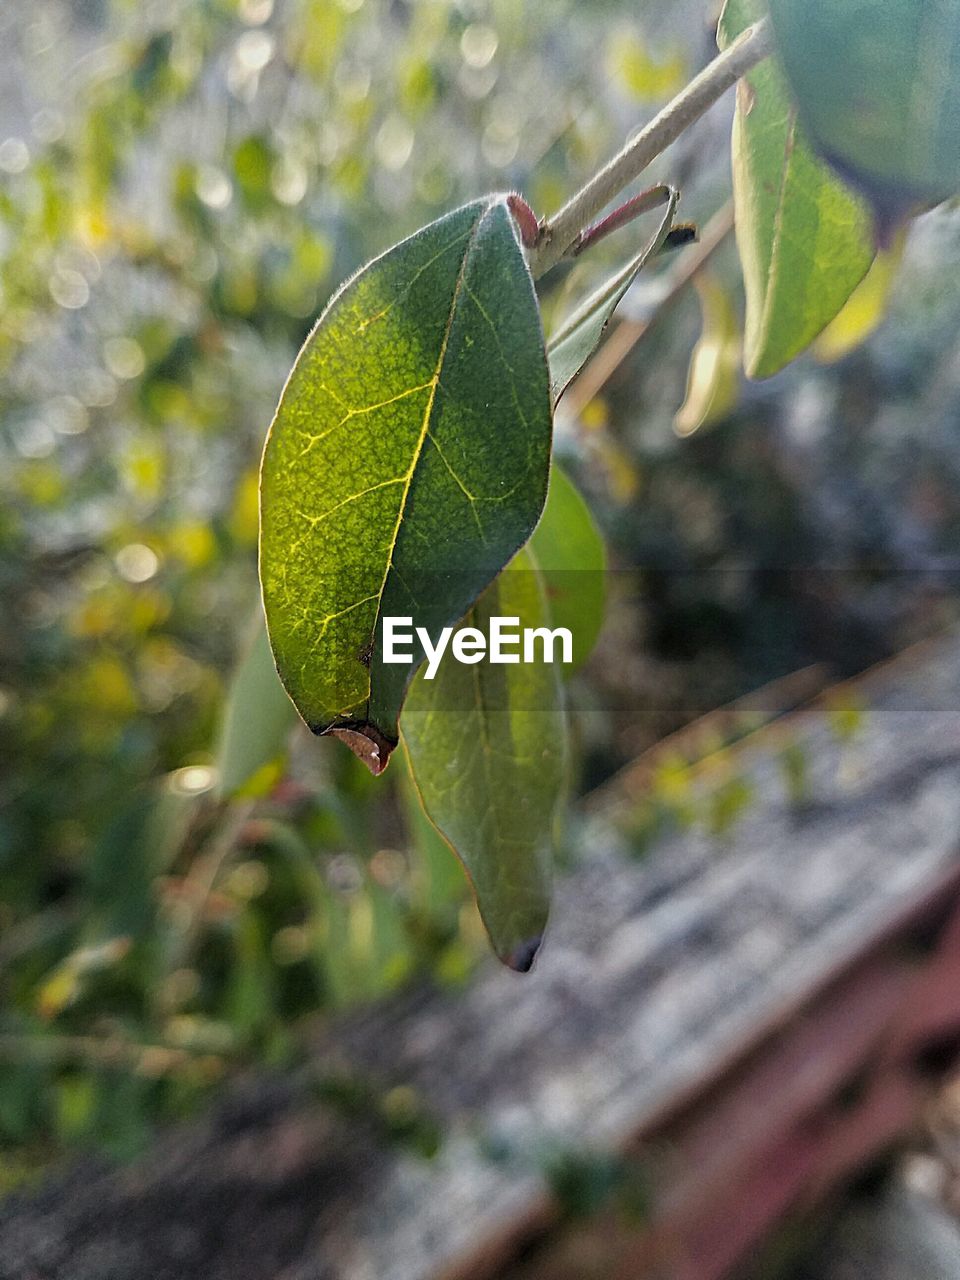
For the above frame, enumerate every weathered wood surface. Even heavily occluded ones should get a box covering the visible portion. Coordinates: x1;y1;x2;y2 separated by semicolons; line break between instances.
4;634;960;1280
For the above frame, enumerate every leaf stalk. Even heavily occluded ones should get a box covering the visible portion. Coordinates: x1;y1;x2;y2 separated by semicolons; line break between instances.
529;17;774;278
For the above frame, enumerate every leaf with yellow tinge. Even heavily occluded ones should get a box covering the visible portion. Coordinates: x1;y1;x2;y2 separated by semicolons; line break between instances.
718;0;875;379
260;196;552;774
674;271;741;437
814;232;906;364
401;548;566;971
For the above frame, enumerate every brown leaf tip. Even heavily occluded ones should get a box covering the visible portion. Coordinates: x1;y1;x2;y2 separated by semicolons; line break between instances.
506;935;543;973
507;193;542;249
328;723;397;776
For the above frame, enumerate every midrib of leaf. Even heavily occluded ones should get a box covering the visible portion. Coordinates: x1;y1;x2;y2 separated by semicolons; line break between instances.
468;568;519;852
755;106;798;354
368;210;486;668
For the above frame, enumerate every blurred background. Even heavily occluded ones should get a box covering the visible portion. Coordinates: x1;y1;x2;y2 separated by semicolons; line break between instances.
3;0;960;1247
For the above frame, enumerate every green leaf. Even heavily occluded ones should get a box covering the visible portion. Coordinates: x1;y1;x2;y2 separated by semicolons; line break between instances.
226;910;276;1042
546;186;678;404
718;0;875;379
813;230;906;363
674;271;742;437
85;782;198;941
399;751;469;914
529;466;606;673
216;617;298;799
768;0;960;233
260;196;552;774
401;550;567;971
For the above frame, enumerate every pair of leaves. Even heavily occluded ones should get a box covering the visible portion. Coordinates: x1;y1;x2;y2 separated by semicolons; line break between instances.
260;181;671;780
718;0;876;378
257;181;665;966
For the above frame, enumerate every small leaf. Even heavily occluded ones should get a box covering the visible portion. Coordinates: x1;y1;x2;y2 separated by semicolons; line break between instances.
401;550;567;971
529;466;606;673
260;197;552;773
674;271;741;437
768;0;960;236
216;617;298;799
546;186;678;404
718;0;875;379
813;231;906;363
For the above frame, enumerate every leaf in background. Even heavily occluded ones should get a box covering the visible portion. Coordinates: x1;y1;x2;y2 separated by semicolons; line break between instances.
529;466;606;673
225;910;276;1043
84;779;201;941
813;231;907;363
546;187;678;405
37;938;132;1021
260;196;552;775
718;0;875;379
674;271;742;437
216;616;297;799
608;32;687;103
401;550;567;971
768;0;960;238
399;747;469;915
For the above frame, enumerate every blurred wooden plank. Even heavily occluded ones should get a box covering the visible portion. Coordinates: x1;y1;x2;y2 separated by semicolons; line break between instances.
3;632;960;1280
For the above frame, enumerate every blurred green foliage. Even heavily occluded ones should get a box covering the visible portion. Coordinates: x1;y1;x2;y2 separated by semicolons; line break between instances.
1;0;683;1171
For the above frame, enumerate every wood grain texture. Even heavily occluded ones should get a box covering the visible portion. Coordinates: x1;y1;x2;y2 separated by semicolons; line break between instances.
4;633;960;1280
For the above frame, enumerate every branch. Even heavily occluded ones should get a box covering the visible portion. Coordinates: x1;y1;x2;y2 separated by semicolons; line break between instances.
529;18;774;279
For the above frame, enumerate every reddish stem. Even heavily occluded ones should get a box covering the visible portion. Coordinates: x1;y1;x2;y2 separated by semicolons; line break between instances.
572;184;673;256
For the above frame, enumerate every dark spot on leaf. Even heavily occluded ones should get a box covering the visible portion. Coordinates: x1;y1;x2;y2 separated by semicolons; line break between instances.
506;935;542;973
663;223;698;251
357;641;373;668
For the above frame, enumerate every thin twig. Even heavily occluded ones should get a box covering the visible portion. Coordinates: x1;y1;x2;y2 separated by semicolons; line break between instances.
560;201;735;417
572;184;672;257
530;18;773;278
